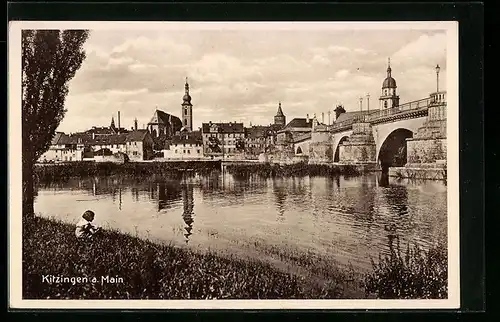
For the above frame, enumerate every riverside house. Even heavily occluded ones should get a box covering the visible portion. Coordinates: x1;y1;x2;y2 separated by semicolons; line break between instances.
201;122;245;158
39;132;83;162
122;130;154;161
163;130;204;160
38;130;154;163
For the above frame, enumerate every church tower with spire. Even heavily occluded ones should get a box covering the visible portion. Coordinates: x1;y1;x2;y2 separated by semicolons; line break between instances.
274;101;286;128
110;116;116;130
379;58;400;109
181;77;193;132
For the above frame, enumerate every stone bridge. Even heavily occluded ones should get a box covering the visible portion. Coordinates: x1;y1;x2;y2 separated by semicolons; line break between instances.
309;93;447;170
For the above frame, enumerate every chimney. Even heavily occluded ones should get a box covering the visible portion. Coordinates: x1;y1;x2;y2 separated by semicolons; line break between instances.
306;114;309;123
134;118;138;131
322;112;324;124
118;111;121;133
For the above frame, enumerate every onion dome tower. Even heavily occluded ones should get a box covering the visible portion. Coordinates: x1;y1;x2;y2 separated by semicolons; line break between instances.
181;77;193;132
379;58;400;109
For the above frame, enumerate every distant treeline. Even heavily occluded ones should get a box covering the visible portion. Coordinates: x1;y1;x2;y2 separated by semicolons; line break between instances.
225;162;361;178
34;161;222;181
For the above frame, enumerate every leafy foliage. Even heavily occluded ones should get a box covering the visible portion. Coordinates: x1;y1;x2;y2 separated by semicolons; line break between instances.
22;29;90;162
22;29;89;217
364;242;448;299
207;136;222;153
235;138;245;152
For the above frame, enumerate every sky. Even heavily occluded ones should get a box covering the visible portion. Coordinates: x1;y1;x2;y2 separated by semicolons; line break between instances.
57;24;448;133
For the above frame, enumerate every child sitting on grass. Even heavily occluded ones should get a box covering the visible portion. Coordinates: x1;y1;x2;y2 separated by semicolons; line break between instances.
75;210;101;239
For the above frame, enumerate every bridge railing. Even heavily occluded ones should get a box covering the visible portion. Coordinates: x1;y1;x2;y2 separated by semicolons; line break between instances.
328;117;358;131
328;97;436;132
364;97;431;122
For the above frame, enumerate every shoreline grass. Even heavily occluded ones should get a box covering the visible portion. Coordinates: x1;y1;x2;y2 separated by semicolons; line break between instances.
23;216;355;299
22;216;447;300
225;162;361;178
34;161;363;183
34;161;221;182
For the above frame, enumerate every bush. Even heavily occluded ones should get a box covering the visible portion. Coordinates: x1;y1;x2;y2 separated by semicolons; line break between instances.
364;242;448;299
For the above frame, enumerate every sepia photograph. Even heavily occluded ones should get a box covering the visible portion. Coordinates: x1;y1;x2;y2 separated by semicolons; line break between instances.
9;21;459;309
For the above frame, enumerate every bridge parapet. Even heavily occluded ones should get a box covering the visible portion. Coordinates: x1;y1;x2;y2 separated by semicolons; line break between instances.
328;94;447;134
365;97;431;123
328;115;365;133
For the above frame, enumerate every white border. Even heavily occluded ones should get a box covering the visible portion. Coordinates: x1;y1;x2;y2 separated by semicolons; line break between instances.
8;21;460;310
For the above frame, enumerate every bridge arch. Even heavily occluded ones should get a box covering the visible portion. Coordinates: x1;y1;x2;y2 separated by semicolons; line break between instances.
376;128;414;169
331;130;352;162
333;136;349;162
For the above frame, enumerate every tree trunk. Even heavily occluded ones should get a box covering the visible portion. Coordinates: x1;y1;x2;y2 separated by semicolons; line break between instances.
22;157;35;220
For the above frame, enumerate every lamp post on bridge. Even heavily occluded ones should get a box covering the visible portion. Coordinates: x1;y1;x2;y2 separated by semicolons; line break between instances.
359;96;364;122
436;64;441;93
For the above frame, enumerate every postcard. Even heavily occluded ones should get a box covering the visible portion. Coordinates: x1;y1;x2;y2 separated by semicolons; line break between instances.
8;21;459;309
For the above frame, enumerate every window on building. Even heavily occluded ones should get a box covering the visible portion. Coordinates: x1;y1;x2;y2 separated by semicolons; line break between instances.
134;142;137;146
384;101;388;109
187;150;191;154
133;151;138;155
183;150;186;154
184;109;188;115
197;149;200;154
175;150;178;154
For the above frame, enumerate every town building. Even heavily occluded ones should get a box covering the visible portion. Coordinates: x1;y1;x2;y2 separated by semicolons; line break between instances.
147;109;183;151
163;130;204;160
201;122;245;158
39;132;82;162
276;116;313;145
244;126;269;156
148;109;183;138
38;129;154;163
123;130;154;161
86;113;128;138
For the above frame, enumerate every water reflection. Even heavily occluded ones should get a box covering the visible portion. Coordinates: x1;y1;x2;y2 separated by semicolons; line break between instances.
272;178;287;218
158;182;182;211
34;171;447;272
181;185;195;244
378;171;389;187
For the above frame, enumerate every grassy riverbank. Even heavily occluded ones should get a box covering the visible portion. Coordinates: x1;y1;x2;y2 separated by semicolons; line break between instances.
23;216;357;299
22;216;447;300
35;161;221;181
225;162;361;178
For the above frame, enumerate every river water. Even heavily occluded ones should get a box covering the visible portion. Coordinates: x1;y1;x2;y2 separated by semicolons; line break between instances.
34;172;447;274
